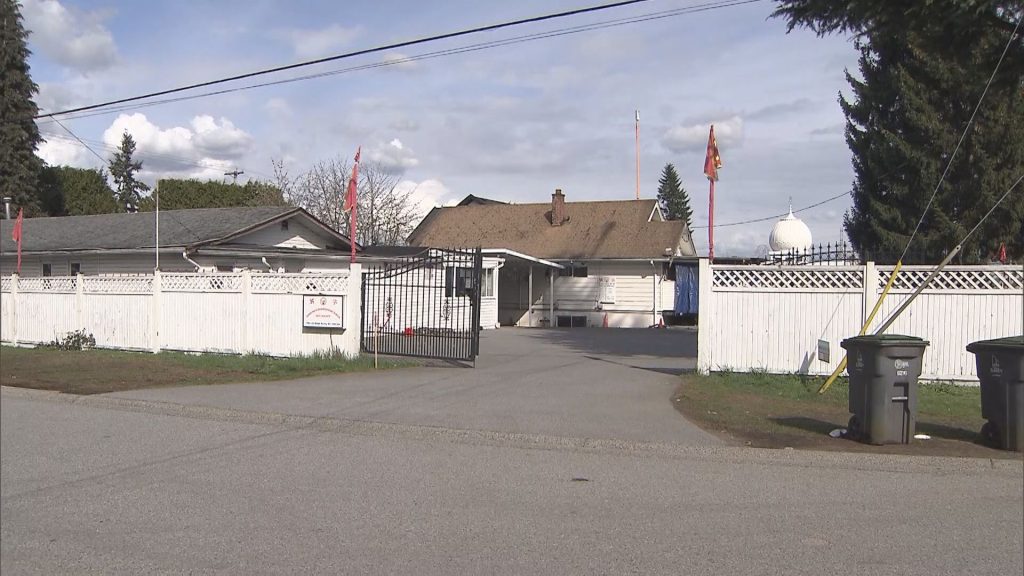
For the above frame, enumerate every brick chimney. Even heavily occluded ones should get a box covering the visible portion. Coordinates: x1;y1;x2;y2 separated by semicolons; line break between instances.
551;188;567;226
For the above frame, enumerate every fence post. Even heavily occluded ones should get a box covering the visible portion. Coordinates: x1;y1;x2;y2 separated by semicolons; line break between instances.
241;269;251;354
696;258;712;374
347;264;362;357
76;273;84;333
862;261;878;332
11;273;19;346
151;271;162;353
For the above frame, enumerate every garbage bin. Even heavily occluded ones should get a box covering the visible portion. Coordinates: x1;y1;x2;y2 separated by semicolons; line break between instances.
966;336;1024;452
841;335;930;445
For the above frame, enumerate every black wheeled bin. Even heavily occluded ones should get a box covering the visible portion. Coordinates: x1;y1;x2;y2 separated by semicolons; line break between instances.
841;335;929;444
966;336;1024;452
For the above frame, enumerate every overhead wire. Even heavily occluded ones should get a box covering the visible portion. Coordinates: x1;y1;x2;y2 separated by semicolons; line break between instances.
36;0;661;119
34;0;763;125
897;15;1022;262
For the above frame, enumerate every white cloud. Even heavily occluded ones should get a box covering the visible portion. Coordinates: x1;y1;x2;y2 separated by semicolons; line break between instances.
368;138;419;175
381;52;417;70
662;115;744;153
264;97;293;118
100;113;252;182
396;179;454;224
36;137;96;168
389;118;419;132
22;0;117;71
277;24;360;58
189;115;253;158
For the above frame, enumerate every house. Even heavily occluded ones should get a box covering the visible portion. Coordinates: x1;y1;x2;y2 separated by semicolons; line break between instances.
0;206;358;277
407;189;697;328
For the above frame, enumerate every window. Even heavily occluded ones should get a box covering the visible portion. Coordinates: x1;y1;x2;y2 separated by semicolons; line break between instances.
445;267;476;297
42;263;52;277
481;268;494;297
558;264;588;277
216;264;234;273
280;220;289;231
70;263;81;275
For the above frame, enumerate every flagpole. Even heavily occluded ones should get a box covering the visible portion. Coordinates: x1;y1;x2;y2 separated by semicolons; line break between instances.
708;179;715;263
155;183;160;270
635;110;640;200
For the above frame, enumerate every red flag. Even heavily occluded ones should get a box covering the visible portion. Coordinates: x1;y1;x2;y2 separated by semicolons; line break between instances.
344;147;360;263
11;208;23;275
998;242;1007;264
703;125;722;181
344;147;360;213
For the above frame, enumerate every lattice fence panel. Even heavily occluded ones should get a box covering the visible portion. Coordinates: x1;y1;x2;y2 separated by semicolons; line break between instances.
0;277;11;292
162;274;242;292
83;276;154;294
713;267;863;290
250;273;349;294
17;276;77;293
878;267;1023;291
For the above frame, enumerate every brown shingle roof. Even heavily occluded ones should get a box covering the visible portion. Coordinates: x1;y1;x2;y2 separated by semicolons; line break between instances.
408;198;696;259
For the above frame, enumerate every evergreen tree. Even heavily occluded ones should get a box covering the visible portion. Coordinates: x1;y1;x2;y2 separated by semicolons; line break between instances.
656;163;693;228
774;1;1024;262
138;178;286;211
108;132;149;212
39;166;118;215
1;0;43;215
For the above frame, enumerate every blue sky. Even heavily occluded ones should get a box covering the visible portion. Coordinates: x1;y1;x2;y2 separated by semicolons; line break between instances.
25;0;860;255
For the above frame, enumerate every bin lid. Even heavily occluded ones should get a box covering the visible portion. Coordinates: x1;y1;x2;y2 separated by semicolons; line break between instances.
966;335;1024;353
841;334;930;348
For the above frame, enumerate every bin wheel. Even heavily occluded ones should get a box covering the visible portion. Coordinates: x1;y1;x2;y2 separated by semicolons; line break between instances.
846;416;861;441
980;421;999;447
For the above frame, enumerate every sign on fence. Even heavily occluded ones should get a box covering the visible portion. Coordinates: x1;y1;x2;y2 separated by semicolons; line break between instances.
302;295;346;329
817;339;830;363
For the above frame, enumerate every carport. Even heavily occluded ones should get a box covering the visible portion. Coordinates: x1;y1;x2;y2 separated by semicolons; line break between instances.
485;249;563;328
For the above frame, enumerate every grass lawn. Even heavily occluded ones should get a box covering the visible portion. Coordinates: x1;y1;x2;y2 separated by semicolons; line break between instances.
674;372;1020;460
0;345;413;395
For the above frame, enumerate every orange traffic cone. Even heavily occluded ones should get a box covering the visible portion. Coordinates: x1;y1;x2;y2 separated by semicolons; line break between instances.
602;313;609;328
657;317;664;328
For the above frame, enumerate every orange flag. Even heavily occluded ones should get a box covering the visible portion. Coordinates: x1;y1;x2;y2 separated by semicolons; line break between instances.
703;125;722;181
11;208;23;274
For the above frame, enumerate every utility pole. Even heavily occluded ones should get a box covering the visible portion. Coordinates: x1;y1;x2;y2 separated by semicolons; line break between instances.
224;169;244;184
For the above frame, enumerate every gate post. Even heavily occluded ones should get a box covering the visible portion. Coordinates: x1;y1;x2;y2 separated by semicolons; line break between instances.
76;272;84;333
348;263;362;357
471;248;483;359
151;270;162;353
11;273;19;346
696;258;712;374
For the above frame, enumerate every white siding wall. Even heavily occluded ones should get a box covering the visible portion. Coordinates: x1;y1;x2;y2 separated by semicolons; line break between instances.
1;270;361;357
697;261;1024;381
502;261;672;328
236;218;328;250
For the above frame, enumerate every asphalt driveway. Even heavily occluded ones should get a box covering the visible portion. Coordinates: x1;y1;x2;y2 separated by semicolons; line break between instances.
107;328;717;445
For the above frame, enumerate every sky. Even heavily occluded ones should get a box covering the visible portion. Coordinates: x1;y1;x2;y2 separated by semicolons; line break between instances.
23;0;862;256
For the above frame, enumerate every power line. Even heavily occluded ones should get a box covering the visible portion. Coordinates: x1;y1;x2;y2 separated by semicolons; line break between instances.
38;130;273;179
48;116;108;165
898;15;1023;262
690;189;850;229
37;0;659;120
35;0;762;124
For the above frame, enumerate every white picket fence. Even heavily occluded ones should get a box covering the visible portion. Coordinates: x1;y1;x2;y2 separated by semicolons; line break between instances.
696;260;1023;381
1;269;361;357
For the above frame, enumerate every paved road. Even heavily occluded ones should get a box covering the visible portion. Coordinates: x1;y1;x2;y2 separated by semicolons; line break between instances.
2;389;1021;575
105;328;715;445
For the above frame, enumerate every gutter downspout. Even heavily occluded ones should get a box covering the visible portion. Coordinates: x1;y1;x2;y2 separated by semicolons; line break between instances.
182;250;202;272
261;257;273;271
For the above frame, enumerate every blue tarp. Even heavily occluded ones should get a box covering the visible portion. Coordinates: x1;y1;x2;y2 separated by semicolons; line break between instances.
673;263;698;315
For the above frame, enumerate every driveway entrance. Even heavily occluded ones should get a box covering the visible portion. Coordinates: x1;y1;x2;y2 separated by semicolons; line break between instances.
106;328;715;445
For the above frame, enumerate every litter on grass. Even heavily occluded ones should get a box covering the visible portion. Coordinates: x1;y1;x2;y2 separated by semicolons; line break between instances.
914;434;932;440
829;429;847;438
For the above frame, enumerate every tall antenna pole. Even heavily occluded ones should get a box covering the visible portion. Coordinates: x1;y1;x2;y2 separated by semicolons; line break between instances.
634;110;640;200
225;169;244;184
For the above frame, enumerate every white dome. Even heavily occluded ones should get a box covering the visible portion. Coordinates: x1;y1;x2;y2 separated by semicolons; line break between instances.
769;209;813;252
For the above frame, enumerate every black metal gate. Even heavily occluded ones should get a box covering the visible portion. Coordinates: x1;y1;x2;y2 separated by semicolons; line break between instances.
360;247;483;362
